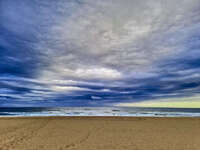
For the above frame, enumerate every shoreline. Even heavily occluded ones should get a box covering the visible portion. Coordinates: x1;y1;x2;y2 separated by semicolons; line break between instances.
1;115;200;119
1;115;200;117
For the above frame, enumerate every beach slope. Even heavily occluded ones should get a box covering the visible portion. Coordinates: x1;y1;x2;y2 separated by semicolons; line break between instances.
0;117;199;150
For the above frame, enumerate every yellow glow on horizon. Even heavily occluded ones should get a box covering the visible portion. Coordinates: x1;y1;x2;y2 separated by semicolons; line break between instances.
117;96;200;108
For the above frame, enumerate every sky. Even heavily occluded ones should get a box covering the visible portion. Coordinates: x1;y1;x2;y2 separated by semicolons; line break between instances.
0;0;200;107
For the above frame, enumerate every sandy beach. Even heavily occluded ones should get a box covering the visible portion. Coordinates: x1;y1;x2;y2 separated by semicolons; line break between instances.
0;117;199;150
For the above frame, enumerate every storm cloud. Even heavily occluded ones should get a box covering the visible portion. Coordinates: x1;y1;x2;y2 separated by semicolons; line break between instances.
0;0;200;106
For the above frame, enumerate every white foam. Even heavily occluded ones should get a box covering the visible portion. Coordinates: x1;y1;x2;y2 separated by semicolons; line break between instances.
1;108;200;117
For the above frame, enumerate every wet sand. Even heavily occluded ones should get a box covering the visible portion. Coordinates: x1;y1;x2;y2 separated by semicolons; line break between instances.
0;117;199;150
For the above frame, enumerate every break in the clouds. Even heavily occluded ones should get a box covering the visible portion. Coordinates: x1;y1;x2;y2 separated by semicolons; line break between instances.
0;0;200;107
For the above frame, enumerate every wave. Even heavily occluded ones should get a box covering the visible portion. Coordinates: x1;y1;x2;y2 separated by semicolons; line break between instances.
1;107;200;117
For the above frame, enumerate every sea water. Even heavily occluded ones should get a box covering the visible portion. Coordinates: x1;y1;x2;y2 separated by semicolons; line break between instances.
1;107;200;117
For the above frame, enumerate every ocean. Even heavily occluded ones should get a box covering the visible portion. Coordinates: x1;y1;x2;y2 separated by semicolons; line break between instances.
0;107;200;117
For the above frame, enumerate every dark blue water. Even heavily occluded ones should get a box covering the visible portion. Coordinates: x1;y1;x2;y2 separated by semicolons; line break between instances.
1;107;200;117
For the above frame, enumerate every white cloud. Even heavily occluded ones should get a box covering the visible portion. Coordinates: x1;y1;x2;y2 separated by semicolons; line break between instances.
50;85;89;92
36;0;200;81
33;0;200;100
37;67;122;85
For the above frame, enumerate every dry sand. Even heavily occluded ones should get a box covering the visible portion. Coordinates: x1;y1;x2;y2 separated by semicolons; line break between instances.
0;117;199;150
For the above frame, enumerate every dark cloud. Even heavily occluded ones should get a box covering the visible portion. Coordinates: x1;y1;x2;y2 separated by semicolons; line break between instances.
0;0;200;106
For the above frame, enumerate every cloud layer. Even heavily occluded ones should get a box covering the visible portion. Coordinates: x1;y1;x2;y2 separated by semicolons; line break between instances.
0;0;200;106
